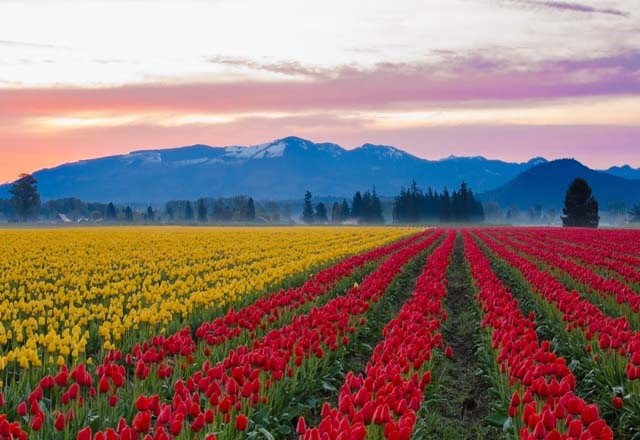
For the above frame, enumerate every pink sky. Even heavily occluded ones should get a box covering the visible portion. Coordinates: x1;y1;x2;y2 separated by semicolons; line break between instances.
1;0;639;182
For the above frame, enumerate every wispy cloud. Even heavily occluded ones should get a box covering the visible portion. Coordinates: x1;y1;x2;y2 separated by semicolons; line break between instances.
505;0;629;17
2;50;639;116
0;39;66;49
207;56;334;80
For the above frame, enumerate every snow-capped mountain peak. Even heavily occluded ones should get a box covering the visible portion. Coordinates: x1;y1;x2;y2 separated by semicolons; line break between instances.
224;141;287;159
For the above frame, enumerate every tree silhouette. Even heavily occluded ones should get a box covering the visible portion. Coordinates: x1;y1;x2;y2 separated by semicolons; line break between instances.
369;187;384;223
124;206;134;222
315;202;328;223
340;199;350;219
562;177;599;228
106;202;117;221
302;191;314;224
246;197;256;221
351;192;363;220
9;173;41;222
197;199;207;223
145;206;154;223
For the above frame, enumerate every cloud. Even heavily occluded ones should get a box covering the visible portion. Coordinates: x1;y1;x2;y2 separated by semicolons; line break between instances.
207;56;334;79
0;39;63;49
1;50;639;117
505;0;629;17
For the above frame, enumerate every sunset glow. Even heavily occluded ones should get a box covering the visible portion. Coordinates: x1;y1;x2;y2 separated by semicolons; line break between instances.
1;0;639;182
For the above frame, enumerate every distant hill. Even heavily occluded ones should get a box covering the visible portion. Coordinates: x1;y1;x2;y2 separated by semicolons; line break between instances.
605;165;640;180
481;159;640;209
0;136;547;203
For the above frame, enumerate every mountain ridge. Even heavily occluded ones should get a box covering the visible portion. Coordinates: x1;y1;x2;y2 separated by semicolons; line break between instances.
1;136;636;204
481;158;640;209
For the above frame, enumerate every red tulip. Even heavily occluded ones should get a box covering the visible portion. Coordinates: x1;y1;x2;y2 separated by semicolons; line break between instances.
77;426;92;440
132;411;151;433
235;414;249;431
581;404;599;426
54;414;65;431
510;392;520;407
444;346;453;358
98;375;110;393
568;419;582;437
31;414;44;431
612;396;624;409
296;416;307;434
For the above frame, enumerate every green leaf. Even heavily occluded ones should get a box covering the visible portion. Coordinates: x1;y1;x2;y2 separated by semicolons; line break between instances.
276;424;292;435
322;381;337;392
258;428;275;440
485;413;508;427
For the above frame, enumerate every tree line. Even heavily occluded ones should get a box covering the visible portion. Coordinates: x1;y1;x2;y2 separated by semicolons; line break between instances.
301;188;384;224
1;174;294;224
392;180;484;223
5;173;640;226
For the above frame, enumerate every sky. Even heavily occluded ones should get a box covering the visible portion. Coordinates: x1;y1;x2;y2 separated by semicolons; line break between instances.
1;0;639;182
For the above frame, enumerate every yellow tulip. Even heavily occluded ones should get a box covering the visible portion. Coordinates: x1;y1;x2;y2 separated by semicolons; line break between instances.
0;226;418;370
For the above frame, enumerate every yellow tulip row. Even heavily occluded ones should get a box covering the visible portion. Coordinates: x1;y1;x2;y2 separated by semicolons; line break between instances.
0;226;417;374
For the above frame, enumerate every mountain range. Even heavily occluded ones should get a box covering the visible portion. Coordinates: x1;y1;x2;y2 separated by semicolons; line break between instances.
1;136;639;207
482;159;640;209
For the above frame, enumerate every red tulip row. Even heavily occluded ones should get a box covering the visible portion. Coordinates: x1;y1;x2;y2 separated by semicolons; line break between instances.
514;229;640;286
298;230;456;440
546;228;640;262
130;231;431;367
6;230;441;439
475;229;640;380
486;229;640;314
463;231;613;439
91;230;442;439
528;228;640;271
522;226;640;256
0;231;435;439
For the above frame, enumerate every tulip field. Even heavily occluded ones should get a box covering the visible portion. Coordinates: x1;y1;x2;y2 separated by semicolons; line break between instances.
1;227;639;439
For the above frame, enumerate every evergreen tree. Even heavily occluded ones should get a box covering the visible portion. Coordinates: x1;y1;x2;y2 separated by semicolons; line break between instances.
166;204;174;221
361;191;372;222
562;178;599;228
458;182;471;221
340;199;350;219
351;192;363;219
145;206;154;223
392;187;408;223
392;180;482;224
302;191;314;224
185;202;194;221
424;187;438;221
197;199;207;223
124;206;134;222
408;180;421;221
368;187;384;223
246;197;256;221
315;202;328;223
106;202;117;221
9;173;41;222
